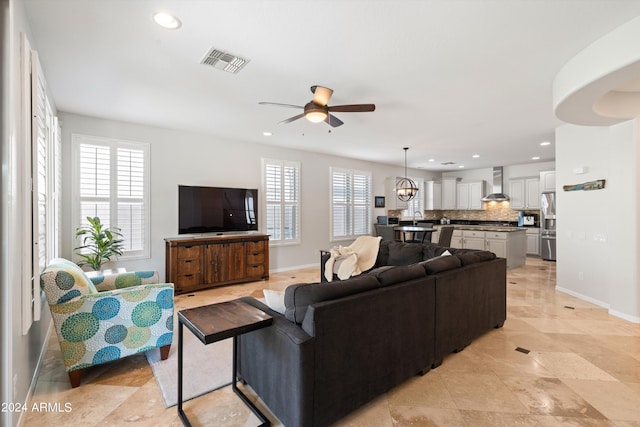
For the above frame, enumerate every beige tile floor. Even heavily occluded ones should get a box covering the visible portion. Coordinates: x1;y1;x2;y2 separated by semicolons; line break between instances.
23;258;640;426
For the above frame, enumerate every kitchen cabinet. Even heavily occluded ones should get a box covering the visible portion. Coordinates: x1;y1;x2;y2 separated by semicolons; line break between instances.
461;230;485;250
448;227;526;268
456;181;485;210
540;170;556;192
425;181;442;210
165;234;269;294
441;178;459;210
451;229;463;248
485;232;508;259
509;178;540;210
525;227;540;256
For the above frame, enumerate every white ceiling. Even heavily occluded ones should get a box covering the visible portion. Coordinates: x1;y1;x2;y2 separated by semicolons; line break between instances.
22;0;640;171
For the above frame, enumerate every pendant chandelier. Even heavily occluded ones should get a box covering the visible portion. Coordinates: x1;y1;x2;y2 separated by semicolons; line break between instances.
396;147;418;201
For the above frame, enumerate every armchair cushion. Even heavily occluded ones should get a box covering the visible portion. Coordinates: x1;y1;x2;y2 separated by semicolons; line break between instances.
91;271;160;292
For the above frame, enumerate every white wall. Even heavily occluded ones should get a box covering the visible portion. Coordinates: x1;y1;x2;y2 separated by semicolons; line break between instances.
58;112;436;276
555;120;640;322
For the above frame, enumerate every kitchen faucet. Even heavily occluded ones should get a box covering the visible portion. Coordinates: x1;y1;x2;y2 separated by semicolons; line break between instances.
412;211;423;226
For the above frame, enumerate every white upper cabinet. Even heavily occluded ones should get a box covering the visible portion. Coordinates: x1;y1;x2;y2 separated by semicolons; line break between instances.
441;177;459;210
456;181;485;210
509;178;539;210
425;181;442;210
540;170;556;192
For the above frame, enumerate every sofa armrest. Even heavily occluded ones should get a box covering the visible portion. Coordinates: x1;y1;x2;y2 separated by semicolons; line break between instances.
237;297;315;427
91;270;160;291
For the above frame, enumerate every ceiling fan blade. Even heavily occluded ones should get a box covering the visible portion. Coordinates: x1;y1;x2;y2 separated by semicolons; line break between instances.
278;113;306;124
259;102;303;109
310;85;333;106
325;113;344;127
328;104;376;112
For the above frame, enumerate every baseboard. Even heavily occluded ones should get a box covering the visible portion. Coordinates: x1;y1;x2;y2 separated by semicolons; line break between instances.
17;320;53;427
556;286;640;324
269;263;318;273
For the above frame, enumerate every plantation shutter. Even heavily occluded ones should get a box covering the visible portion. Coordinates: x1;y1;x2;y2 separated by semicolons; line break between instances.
331;168;372;241
264;159;300;243
78;143;111;226
117;147;145;252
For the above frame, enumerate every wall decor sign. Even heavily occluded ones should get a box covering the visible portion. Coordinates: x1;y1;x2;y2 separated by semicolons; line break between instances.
563;179;606;191
375;196;385;208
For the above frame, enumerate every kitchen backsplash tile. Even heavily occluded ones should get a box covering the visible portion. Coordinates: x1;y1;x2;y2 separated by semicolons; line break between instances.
389;203;538;222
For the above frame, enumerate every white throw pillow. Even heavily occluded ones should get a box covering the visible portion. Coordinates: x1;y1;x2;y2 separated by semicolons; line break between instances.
263;289;286;314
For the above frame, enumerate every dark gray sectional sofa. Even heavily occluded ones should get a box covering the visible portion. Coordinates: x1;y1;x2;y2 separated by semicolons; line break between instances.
237;240;507;427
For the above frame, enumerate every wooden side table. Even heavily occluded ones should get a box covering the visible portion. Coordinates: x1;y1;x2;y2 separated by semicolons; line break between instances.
177;299;273;427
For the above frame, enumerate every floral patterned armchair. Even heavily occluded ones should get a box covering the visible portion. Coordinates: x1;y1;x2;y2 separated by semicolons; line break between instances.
40;258;174;387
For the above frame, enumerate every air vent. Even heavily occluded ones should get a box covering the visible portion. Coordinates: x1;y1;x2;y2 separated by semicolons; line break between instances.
441;161;455;165
200;47;249;74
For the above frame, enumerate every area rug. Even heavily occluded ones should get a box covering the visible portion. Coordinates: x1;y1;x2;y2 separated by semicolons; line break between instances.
146;332;233;408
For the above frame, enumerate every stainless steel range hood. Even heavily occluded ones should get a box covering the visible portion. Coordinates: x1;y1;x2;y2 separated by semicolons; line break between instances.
481;166;510;201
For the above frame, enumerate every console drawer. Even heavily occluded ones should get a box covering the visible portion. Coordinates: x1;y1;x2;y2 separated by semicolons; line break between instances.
247;252;264;265
246;240;266;253
246;264;265;277
177;259;201;274
177;245;201;259
175;273;201;288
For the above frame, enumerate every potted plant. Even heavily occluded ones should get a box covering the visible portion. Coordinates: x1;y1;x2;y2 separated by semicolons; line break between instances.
74;216;125;271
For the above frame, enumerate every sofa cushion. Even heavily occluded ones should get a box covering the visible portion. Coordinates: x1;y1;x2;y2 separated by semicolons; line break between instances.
422;243;455;260
456;250;497;266
374;240;391;267
419;255;462;274
284;275;381;324
387;241;423;266
368;263;426;287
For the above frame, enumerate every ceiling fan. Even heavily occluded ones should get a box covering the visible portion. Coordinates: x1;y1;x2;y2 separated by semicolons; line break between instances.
259;85;375;127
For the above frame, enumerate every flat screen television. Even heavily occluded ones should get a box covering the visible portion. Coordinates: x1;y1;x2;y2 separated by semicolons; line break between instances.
178;185;258;234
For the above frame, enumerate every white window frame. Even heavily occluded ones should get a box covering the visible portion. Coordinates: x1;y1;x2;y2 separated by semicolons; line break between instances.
262;158;301;246
71;134;151;261
330;167;372;242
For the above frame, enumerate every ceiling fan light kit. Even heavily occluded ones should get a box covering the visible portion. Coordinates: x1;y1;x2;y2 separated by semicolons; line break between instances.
396;147;418;202
259;85;375;128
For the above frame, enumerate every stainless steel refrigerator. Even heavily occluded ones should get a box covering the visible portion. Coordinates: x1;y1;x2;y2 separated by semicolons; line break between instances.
540;191;556;261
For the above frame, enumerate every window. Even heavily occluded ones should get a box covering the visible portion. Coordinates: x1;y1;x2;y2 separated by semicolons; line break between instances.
403;177;425;218
263;159;300;244
330;168;372;241
72;134;150;259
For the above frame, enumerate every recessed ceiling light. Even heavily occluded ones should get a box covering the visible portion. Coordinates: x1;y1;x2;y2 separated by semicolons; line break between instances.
540;141;551;146
458;165;465;168
428;158;435;162
153;12;181;29
472;154;480;158
532;156;541;160
263;131;272;136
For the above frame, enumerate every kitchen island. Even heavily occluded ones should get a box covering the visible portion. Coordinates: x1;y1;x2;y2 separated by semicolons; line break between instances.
438;225;526;269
